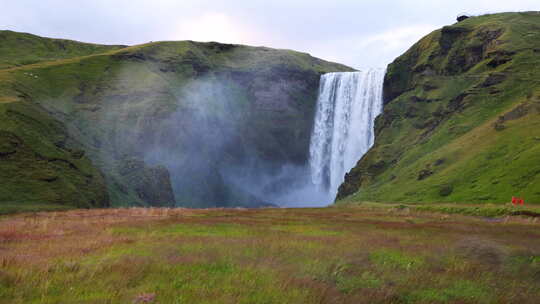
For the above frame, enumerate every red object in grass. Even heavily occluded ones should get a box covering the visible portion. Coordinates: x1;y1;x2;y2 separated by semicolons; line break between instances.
512;197;525;205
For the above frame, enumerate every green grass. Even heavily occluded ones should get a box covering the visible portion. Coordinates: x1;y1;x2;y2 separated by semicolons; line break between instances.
405;280;491;304
341;201;540;218
0;100;109;209
111;223;252;237
413;204;540;217
0;30;125;69
370;249;424;270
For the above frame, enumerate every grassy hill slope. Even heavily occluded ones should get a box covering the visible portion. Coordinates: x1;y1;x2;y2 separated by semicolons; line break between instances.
338;12;540;204
0;32;352;210
0;100;110;211
0;30;125;69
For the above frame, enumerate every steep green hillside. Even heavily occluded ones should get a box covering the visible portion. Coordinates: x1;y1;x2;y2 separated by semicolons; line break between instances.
0;100;110;210
0;32;352;210
338;12;540;204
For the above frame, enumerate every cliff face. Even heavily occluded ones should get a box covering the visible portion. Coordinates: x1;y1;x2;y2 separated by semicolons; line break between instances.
0;31;352;209
338;12;540;204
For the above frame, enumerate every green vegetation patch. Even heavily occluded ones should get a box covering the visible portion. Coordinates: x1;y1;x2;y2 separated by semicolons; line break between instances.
404;280;492;304
111;222;252;237
0;30;125;69
415;204;540;217
370;249;424;270
270;224;344;236
336;270;383;294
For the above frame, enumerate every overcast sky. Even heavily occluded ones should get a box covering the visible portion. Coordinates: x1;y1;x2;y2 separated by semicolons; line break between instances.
1;0;538;69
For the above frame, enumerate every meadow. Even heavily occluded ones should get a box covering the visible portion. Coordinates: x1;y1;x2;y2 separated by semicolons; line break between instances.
0;204;539;303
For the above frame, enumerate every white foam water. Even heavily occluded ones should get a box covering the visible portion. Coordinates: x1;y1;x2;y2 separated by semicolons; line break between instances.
308;69;385;203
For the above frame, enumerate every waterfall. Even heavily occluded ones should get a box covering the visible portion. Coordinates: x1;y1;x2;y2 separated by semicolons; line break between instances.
308;69;385;203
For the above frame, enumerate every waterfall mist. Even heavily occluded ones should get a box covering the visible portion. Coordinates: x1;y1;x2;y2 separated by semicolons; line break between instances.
101;66;385;208
134;72;319;208
149;69;386;207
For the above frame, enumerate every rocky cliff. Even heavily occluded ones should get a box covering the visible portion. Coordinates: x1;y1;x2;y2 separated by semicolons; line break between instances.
338;12;540;204
0;30;352;210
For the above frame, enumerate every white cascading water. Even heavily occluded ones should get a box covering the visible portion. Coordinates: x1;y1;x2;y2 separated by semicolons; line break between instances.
309;69;385;203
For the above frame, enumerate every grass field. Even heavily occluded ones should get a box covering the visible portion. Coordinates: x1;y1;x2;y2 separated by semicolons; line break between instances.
1;205;539;303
